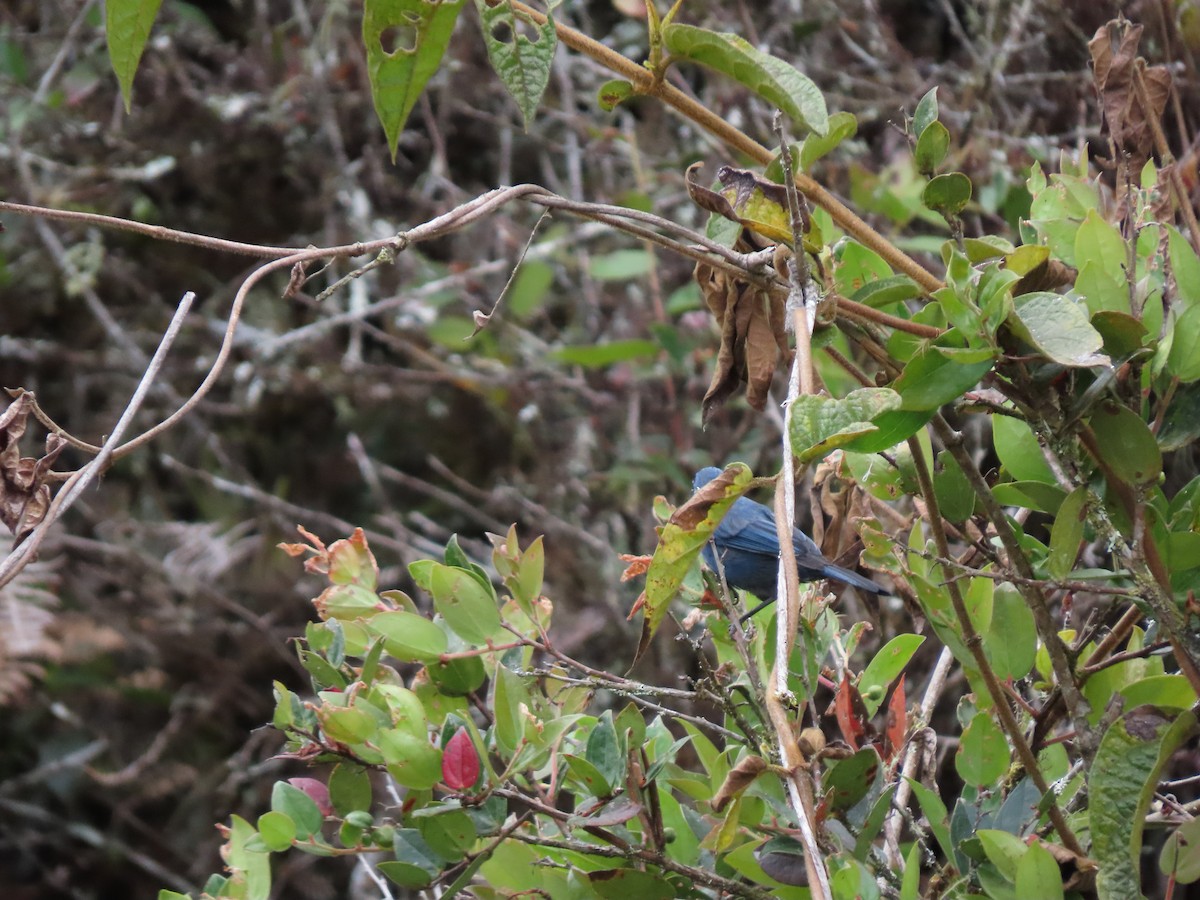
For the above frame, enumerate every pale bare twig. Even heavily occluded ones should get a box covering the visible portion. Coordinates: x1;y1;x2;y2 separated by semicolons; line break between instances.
0;291;196;590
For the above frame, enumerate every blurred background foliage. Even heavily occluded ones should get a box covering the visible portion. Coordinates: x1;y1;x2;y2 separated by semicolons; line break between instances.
0;0;1187;895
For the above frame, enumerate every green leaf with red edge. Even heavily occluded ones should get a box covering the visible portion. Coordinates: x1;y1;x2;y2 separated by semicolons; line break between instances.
635;463;753;659
326;528;379;589
363;0;468;162
106;0;163;112
442;727;481;790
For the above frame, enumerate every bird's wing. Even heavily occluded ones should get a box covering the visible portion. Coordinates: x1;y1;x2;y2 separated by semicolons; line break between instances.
714;499;827;564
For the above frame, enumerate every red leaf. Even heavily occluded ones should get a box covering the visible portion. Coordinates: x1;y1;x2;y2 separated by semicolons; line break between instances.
884;674;907;763
834;673;866;751
442;727;480;791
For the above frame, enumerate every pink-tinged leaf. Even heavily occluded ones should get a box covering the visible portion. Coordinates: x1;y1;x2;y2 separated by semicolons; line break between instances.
288;777;333;817
442;727;480;791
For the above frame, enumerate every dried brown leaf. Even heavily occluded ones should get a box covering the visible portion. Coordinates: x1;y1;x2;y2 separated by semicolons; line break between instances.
0;397;66;537
696;261;790;423
1089;20;1171;171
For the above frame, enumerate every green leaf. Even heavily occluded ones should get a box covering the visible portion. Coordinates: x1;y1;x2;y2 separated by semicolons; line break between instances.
363;0;468;162
587;868;677;900
1168;225;1200;314
256;810;297;852
318;704;380;745
933;450;974;522
893;347;994;411
907;778;954;864
662;24;828;134
1168;304;1200;382
563;753;612;797
377;728;443;789
491;663;529;756
514;535;544;609
586;712;626;789
858;635;924;717
835;241;894;296
800;110;857;170
551;339;659;368
222;815;272;900
589;247;655;280
105;0;163;112
1047;486;1088;579
992;414;1056;484
474;0;558;129
1160;817;1200;884
912;87;939;138
900;843;921;899
788;388;902;463
1074;209;1130;315
839;409;933;453
367;610;448;662
376;860;435;889
329;764;373;816
417;808;476;861
1120;674;1198;711
922;172;972;215
977;829;1028;882
1010;292;1110;367
825;747;880;811
598;78;634;111
1091;708;1197;900
983;583;1036;681
271;782;324;839
956;708;1009;786
1087;402;1163;486
915;120;950;176
428;563;503;644
850;274;922;309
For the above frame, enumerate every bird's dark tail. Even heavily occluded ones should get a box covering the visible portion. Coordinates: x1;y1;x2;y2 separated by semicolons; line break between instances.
822;563;885;595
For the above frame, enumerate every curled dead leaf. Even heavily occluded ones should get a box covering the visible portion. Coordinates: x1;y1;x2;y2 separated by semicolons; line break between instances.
695;261;791;423
711;754;767;812
1089;19;1171;172
0;394;66;538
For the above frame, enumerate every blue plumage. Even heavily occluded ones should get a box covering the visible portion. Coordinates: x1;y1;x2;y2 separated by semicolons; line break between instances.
693;467;883;601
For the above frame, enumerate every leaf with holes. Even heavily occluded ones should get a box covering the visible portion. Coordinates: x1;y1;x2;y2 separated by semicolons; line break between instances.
363;0;467;161
788;388;902;463
474;0;559;129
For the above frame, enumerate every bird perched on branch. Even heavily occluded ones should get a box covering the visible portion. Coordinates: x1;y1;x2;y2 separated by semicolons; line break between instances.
693;467;884;611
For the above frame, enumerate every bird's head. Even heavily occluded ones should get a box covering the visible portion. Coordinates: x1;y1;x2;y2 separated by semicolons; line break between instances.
692;467;723;491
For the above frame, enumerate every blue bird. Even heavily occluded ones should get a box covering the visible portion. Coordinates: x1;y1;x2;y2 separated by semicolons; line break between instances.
693;467;884;608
